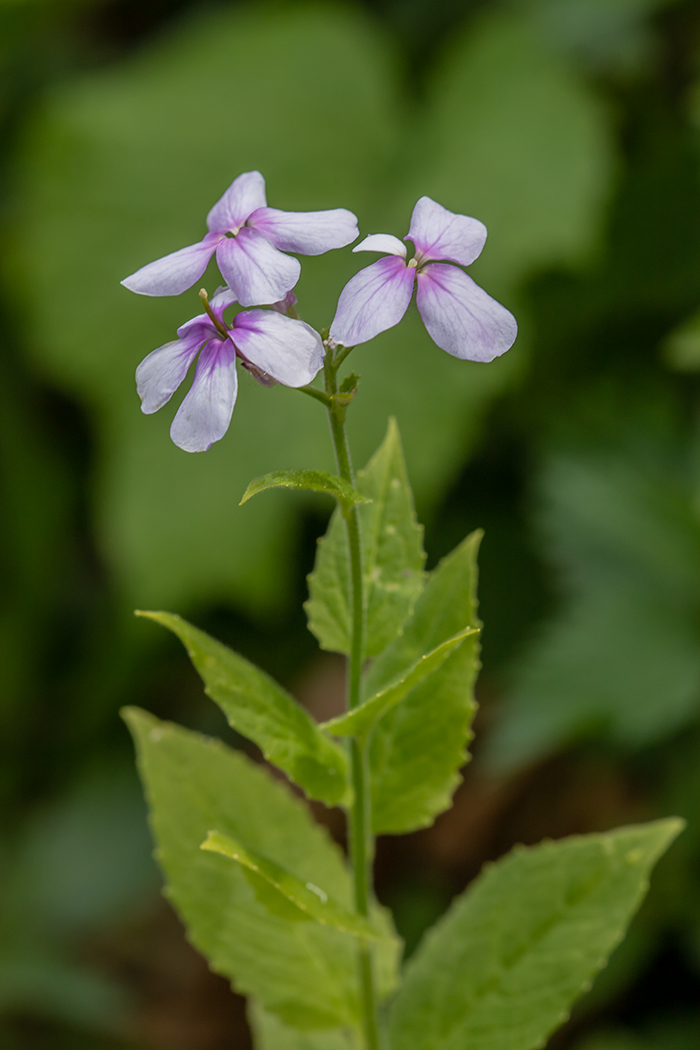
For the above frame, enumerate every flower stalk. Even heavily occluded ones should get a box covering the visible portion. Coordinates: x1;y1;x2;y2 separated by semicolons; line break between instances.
323;344;379;1050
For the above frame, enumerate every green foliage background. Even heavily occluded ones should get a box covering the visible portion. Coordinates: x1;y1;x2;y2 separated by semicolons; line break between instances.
1;0;700;1047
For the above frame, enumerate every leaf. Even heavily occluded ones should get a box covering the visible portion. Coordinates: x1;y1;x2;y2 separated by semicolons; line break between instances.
365;532;482;834
487;428;700;770
240;470;369;512
388;819;683;1050
248;1000;355;1050
136;611;349;807
123;708;400;1030
305;419;426;656
322;627;479;742
201;832;383;940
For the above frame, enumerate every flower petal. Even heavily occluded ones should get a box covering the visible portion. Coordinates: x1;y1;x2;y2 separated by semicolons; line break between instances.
136;332;204;414
248;207;358;255
231;310;324;386
121;234;221;296
407;196;487;267
209;285;238;312
330;256;415;346
416;263;517;362
206;171;267;233
352;233;406;256
216;228;301;307
170;339;238;453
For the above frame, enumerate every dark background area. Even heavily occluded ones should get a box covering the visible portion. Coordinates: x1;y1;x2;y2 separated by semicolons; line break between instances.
2;0;700;1047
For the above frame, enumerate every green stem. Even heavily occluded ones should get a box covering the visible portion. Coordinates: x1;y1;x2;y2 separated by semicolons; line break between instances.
324;350;380;1050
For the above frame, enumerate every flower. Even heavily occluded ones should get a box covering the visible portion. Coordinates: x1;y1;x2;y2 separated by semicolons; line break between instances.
122;171;358;307
136;287;324;453
329;196;517;361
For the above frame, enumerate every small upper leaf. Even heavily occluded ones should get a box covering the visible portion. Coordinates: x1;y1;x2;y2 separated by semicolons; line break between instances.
202;831;384;940
389;819;683;1050
366;531;482;833
240;470;368;512
305;418;426;656
137;611;350;807
322;626;479;742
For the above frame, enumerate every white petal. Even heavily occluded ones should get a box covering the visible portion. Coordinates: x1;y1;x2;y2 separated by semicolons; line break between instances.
209;286;238;311
248;207;358;255
170;339;238;452
232;311;324;386
352;233;406;256
216;229;300;307
121;235;220;296
416;263;517;362
330;256;415;346
206;171;267;233
135;333;203;413
407;197;487;267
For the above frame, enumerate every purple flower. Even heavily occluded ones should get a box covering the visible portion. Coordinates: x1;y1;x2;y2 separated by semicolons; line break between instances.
329;196;517;361
122;171;358;307
136;288;324;453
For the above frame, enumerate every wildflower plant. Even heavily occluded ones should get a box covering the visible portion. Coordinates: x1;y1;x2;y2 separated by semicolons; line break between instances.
122;172;682;1050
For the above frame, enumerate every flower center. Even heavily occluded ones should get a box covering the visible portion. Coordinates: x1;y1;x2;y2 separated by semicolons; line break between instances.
407;258;418;269
225;226;240;238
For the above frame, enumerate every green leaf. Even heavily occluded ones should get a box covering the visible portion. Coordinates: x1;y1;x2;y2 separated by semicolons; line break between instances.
123;708;400;1030
322;626;479;742
388;819;683;1050
248;1000;355;1050
487;425;700;771
240;470;369;512
201;832;383;940
136;611;349;807
305;419;426;656
365;532;482;834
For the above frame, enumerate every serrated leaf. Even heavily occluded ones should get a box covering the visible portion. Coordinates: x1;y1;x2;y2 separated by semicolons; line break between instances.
202;832;383;940
365;532;482;834
137;611;349;807
305;419;426;656
123;708;400;1030
241;470;369;512
248;1000;356;1050
389;819;683;1050
322;627;479;742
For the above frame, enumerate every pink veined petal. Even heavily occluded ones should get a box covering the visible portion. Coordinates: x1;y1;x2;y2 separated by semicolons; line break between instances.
248;206;358;255
206;171;267;233
329;256;415;346
415;263;517;362
121;233;222;296
170;338;238;453
135;331;204;414
406;196;487;267
352;233;406;256
216;228;301;307
231;311;324;387
176;318;214;344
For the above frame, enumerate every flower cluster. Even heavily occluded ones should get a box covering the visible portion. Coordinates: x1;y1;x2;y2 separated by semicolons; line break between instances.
123;172;517;451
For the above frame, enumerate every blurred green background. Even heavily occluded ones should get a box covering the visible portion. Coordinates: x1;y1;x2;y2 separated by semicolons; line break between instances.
2;0;700;1046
